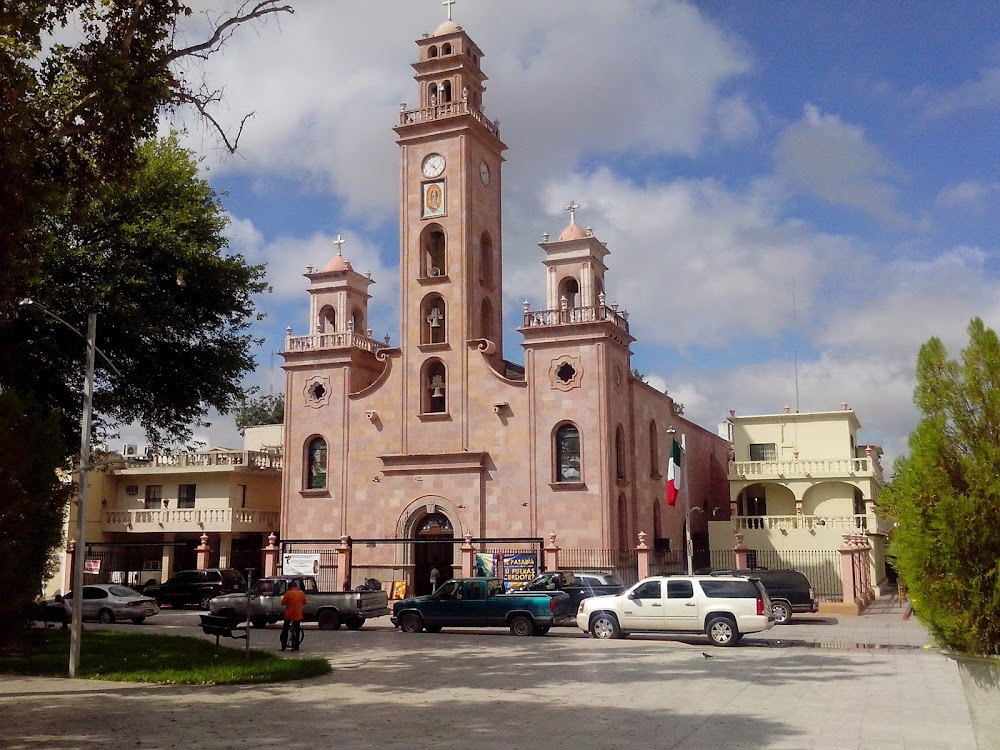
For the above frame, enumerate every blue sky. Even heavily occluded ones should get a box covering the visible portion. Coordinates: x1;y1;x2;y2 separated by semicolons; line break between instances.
153;1;999;469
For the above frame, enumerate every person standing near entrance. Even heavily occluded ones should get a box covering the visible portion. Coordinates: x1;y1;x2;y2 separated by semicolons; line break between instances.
430;564;441;592
280;580;307;651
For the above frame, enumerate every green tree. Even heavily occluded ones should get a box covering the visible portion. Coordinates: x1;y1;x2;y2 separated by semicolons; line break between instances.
881;318;1000;655
0;390;71;642
235;392;284;434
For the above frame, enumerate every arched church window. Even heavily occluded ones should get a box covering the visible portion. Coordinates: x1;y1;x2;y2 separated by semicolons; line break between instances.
479;231;493;286
615;424;627;481
480;298;494;340
417;512;453;533
653;500;663;541
421;225;446;278
422;359;447;414
440;80;452;102
559;276;580;313
441;43;453;56
306;436;328;490
319;305;336;333
595;277;605;306
554;423;581;482
351;307;364;336
421;294;447;344
649;420;659;477
428;45;439;59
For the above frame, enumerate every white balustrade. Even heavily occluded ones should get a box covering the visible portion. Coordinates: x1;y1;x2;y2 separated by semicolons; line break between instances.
103;508;279;533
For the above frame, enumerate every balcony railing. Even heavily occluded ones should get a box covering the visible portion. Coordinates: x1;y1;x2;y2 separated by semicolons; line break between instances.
733;514;871;532
730;457;882;484
399;100;500;138
522;304;630;334
103;508;280;534
124;450;281;471
284;331;389;355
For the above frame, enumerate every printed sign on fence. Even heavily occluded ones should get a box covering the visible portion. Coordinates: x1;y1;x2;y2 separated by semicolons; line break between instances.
84;557;101;575
282;553;321;576
501;553;538;589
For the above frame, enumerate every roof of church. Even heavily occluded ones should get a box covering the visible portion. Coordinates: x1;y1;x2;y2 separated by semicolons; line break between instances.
558;222;588;242
433;19;461;36
324;254;350;272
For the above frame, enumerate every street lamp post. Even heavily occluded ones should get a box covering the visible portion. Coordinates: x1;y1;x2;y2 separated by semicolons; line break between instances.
19;299;119;678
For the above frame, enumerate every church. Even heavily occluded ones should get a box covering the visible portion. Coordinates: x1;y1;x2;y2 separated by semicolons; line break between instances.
279;12;732;595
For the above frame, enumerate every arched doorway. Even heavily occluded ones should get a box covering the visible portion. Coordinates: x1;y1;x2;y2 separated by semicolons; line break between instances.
414;512;455;595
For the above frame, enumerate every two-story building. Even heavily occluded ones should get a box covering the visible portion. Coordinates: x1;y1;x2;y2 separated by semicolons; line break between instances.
49;425;282;596
708;404;892;601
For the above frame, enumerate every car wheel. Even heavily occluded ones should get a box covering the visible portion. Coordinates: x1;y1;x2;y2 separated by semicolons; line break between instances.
424;625;442;633
98;608;115;624
345;617;365;631
250;616;269;629
771;601;793;625
509;616;533;637
199;594;214;610
707;616;739;647
318;610;342;631
130;617;146;624
589;612;621;639
399;612;423;633
532;625;551;636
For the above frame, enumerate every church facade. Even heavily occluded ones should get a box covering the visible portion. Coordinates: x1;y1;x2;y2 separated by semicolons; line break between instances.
279;16;731;594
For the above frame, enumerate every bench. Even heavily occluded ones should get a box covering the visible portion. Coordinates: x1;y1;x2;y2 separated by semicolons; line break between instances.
199;614;248;646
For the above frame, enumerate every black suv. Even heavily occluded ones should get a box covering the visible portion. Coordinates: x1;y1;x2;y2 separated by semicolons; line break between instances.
521;570;626;610
711;568;818;624
144;568;246;609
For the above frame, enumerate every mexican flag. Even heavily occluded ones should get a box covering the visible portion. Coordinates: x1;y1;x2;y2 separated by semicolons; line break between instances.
666;438;682;506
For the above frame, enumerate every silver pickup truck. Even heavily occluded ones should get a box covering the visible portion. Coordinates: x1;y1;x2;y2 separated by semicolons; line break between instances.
209;575;389;630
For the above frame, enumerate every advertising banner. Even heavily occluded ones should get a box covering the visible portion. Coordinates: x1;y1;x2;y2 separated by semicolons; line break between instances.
84;557;101;575
282;553;321;576
474;553;496;577
501;553;538;589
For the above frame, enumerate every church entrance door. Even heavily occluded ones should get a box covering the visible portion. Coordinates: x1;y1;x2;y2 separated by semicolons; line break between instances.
415;512;454;595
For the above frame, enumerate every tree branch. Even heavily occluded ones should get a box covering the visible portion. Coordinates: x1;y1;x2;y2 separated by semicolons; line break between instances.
165;1;294;63
173;90;254;154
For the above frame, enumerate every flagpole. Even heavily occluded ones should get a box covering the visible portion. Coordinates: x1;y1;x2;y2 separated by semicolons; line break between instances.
681;434;693;575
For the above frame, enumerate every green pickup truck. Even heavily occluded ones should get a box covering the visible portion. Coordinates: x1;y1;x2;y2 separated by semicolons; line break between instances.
391;577;572;636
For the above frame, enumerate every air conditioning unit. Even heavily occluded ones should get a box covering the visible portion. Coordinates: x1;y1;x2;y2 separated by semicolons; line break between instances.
122;443;139;457
429;266;442;277
125;484;139;495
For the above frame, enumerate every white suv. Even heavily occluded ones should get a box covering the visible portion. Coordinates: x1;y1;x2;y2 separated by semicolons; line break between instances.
576;575;774;646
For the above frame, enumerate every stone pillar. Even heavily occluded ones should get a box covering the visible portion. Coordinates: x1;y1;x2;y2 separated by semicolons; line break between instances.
734;532;750;570
460;533;475;578
336;535;353;591
636;532;650;579
160;535;176;582
839;534;857;605
196;533;211;570
217;532;232;569
544;532;560;572
64;539;76;594
261;532;279;578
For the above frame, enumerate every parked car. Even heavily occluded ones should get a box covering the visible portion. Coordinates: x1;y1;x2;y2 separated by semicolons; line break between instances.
143;568;246;609
520;570;626;612
60;584;160;624
710;569;819;624
576;575;773;646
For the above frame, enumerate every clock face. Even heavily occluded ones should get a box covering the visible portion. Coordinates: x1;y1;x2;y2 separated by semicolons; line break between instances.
422;153;445;178
480;161;491;185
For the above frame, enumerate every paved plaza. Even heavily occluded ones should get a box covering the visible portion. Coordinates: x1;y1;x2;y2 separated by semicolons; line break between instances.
0;597;980;750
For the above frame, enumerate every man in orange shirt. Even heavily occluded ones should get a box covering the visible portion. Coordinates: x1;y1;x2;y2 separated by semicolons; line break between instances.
280;580;308;651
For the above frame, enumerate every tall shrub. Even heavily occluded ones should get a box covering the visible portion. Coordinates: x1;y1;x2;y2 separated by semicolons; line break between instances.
881;318;1000;655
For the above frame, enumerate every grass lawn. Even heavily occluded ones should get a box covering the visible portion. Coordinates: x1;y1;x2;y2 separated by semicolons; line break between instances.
0;629;331;684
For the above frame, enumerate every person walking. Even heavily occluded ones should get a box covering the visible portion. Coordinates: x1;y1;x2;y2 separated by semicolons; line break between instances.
429;565;441;593
280;580;307;652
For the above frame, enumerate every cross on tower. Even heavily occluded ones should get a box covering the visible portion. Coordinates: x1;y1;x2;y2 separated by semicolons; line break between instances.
333;234;346;256
443;0;455;22
565;200;580;225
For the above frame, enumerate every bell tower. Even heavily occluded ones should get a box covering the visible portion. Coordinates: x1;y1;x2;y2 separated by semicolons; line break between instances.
393;10;506;446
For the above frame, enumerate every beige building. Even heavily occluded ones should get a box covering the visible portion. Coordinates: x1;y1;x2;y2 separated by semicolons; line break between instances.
279;16;731;594
708;405;892;598
49;425;282;596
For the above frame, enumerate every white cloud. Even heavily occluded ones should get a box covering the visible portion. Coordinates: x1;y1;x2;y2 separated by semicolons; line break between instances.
936;180;993;210
922;66;1000;120
774;104;910;228
715;94;759;143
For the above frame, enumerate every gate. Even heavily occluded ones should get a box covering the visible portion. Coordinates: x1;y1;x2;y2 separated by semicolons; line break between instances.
81;542;190;589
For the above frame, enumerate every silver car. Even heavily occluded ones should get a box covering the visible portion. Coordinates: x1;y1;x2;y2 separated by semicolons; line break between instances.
63;584;160;624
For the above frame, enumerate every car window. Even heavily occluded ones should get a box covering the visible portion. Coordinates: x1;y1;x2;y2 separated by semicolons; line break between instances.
178;571;201;584
700;580;757;598
437;580;462;599
108;585;137;597
83;587;107;600
275;580;287;595
302;578;318;593
467;581;484;599
487;580;504;597
256;580;275;595
666;580;694;599
205;571;222;582
603;575;624;588
526;574;558;590
631;580;662;599
575;575;596;586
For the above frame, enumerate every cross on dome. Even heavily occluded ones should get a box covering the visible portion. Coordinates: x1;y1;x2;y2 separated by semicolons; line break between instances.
565;201;580;225
443;0;455;22
333;234;346;256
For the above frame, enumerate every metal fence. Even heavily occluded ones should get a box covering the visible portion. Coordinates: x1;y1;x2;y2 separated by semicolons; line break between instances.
279;545;340;591
557;549;641;585
709;548;844;601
